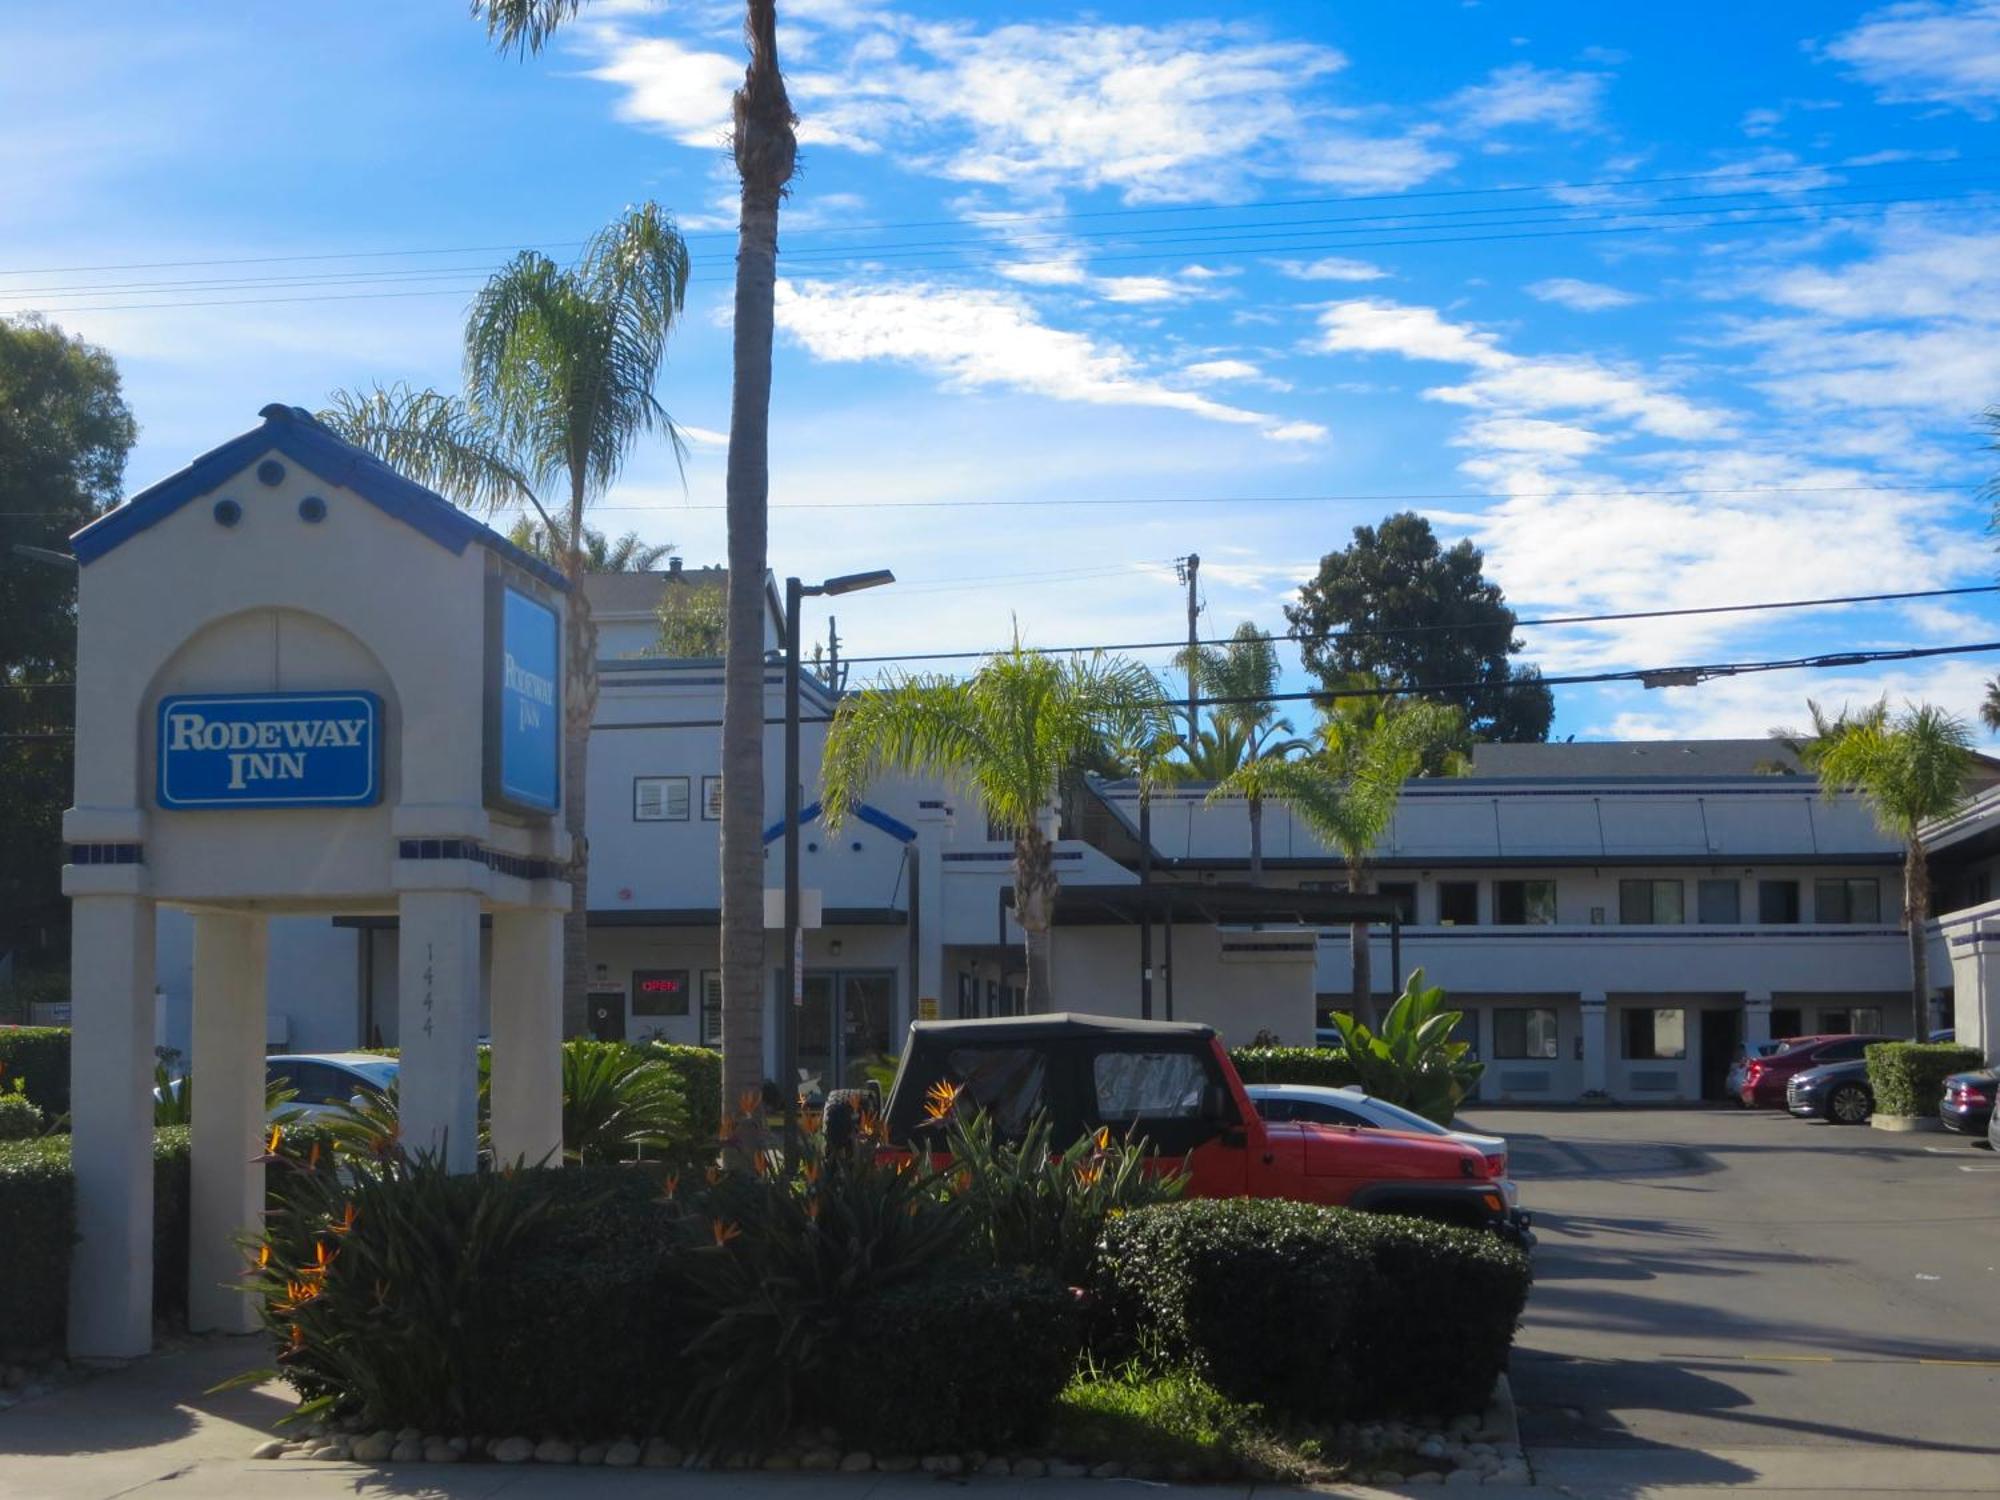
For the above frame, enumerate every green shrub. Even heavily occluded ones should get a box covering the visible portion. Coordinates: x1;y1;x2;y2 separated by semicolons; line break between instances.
0;1027;71;1116
1331;1211;1532;1418
1866;1042;1985;1117
562;1042;688;1165
1325;968;1482;1125
1095;1198;1361;1419
0;1079;44;1140
830;1269;1081;1453
0;1126;193;1355
1228;1046;1358;1088
644;1042;721;1142
1052;1365;1267;1478
934;1106;1185;1284
1096;1197;1531;1422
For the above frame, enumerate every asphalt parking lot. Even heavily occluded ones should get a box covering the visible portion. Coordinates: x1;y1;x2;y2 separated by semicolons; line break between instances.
1463;1104;2000;1496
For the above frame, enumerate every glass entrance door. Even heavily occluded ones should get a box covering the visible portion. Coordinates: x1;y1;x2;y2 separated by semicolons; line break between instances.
785;969;898;1097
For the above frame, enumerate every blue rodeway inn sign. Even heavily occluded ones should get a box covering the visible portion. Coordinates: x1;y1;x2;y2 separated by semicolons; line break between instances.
156;692;382;809
485;579;561;816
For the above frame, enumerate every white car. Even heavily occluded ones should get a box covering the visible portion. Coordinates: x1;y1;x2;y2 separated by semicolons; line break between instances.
1246;1083;1521;1211
267;1052;398;1120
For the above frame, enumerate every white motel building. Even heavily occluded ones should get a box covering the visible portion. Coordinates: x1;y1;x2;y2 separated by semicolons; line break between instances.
129;558;2000;1107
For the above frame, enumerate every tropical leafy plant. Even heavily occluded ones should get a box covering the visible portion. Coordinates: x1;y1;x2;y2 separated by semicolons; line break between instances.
561;1042;689;1165
1324;968;1481;1125
1814;701;1974;1039
822;645;1170;1009
505;514;673;573
0;1073;43;1140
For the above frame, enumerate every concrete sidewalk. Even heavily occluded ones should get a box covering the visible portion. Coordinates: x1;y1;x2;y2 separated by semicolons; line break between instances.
3;1339;1996;1499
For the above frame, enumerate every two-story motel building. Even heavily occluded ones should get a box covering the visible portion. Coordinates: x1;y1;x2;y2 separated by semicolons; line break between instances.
147;571;1995;1103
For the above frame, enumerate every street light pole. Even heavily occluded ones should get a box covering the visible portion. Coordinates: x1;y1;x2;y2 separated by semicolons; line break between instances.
782;568;894;1173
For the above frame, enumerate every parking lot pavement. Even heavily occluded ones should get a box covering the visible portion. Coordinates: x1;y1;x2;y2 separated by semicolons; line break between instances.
1464;1104;2000;1495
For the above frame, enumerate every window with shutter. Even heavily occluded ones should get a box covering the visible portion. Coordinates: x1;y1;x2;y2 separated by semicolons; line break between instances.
634;776;691;821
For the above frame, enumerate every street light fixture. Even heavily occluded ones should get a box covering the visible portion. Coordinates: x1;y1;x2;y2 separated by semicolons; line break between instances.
783;568;894;1169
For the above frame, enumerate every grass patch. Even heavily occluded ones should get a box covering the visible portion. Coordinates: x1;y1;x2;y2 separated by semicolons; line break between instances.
1050;1363;1348;1483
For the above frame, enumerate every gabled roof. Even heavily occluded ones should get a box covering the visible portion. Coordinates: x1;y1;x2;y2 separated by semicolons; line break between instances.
70;404;569;591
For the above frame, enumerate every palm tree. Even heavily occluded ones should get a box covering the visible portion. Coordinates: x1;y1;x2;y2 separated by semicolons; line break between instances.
475;0;797;1147
1981;679;2000;735
1184;623;1310;884
322;204;690;1028
505;516;674;574
1764;697;1887;774
1101;704;1186;1019
1252;698;1464;1026
1814;702;1974;1041
822;648;1169;1010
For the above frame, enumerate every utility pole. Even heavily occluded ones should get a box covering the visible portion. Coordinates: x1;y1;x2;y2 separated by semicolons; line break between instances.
826;617;842;693
1175;554;1201;751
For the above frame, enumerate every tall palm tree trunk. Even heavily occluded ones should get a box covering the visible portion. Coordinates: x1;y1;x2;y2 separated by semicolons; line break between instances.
562;542;597;1037
1348;856;1375;1029
718;0;798;1150
1015;825;1060;1012
1905;838;1932;1040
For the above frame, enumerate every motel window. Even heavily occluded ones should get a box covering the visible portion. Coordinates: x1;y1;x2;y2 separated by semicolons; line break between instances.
1495;879;1557;926
699;971;722;1046
702;775;723;820
1619;879;1683;925
1437;881;1479;926
1376;881;1419;924
1623;1008;1687;1061
1758;880;1801;924
1697;879;1742;924
632;968;690;1018
1494;1007;1559;1060
1819;1006;1885;1036
1814;878;1881;924
634;775;690;821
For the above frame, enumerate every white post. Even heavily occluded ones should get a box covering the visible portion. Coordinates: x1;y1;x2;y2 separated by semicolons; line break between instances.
1580;993;1608;1097
396;889;483;1172
1743;994;1773;1050
68;894;157;1360
188;911;267;1333
489;907;563;1169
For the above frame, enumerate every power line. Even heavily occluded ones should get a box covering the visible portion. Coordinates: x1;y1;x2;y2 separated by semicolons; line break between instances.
9;583;1997;694
834;583;2000;667
0;150;1978;279
6;190;1989;316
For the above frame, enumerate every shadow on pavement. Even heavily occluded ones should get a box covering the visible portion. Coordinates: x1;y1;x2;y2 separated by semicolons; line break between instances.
0;1338;291;1459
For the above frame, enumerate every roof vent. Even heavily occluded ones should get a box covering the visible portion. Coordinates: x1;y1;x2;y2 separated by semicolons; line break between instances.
668;557;683;574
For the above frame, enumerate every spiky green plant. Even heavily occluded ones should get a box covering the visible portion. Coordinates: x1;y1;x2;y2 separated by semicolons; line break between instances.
1325;967;1481;1125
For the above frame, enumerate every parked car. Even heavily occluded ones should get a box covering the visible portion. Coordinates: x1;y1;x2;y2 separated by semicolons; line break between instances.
846;1014;1523;1242
161;1052;396;1122
1246;1083;1522;1213
1786;1059;1875;1124
1739;1034;1895;1108
1725;1039;1796;1100
1940;1069;1997;1137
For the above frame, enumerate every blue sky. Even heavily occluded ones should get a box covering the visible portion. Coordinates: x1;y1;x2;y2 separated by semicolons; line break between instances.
7;0;2000;741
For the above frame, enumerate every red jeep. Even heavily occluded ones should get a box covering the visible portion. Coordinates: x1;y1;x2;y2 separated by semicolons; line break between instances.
848;1014;1522;1241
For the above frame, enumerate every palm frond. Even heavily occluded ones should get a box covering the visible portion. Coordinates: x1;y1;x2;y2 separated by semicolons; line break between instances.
1814;700;1973;837
317;382;545;526
471;0;589;58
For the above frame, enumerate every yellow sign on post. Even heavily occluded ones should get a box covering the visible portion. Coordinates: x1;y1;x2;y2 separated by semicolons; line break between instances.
917;996;940;1021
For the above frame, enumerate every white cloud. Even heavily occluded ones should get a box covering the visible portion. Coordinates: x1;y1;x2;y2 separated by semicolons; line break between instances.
1317;298;1510;367
1274;256;1389;282
1096;275;1183;304
1453;417;1605;459
1822;1;2000;117
1292;129;1456;190
775;278;1315;440
582;32;742;146
1266;420;1328;442
680;424;729;448
1446;63;1608;131
1742;106;1784;137
1182;359;1263;382
1527;276;1644;311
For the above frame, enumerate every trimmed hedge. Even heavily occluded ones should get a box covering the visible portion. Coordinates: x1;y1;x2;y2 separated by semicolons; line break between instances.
1865;1042;1984;1117
1097;1197;1532;1422
830;1269;1082;1453
0;1127;192;1357
0;1027;71;1116
0;1092;45;1140
1228;1045;1359;1089
644;1042;721;1141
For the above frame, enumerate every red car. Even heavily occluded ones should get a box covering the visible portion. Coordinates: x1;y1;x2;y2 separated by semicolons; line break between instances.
1739;1034;1895;1108
850;1014;1521;1240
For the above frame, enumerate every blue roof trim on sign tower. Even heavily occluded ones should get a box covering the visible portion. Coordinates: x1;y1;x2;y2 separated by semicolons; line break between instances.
70;404;570;592
762;800;919;846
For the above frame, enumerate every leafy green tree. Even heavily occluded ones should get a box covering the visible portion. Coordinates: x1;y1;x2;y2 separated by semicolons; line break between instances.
1249;698;1464;1023
1324;968;1482;1125
1183;623;1310;883
1284;513;1552;742
505;515;673;574
821;648;1169;1010
322;205;690;1029
0;316;136;974
1814;702;1974;1040
472;0;798;1155
654;583;728;658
